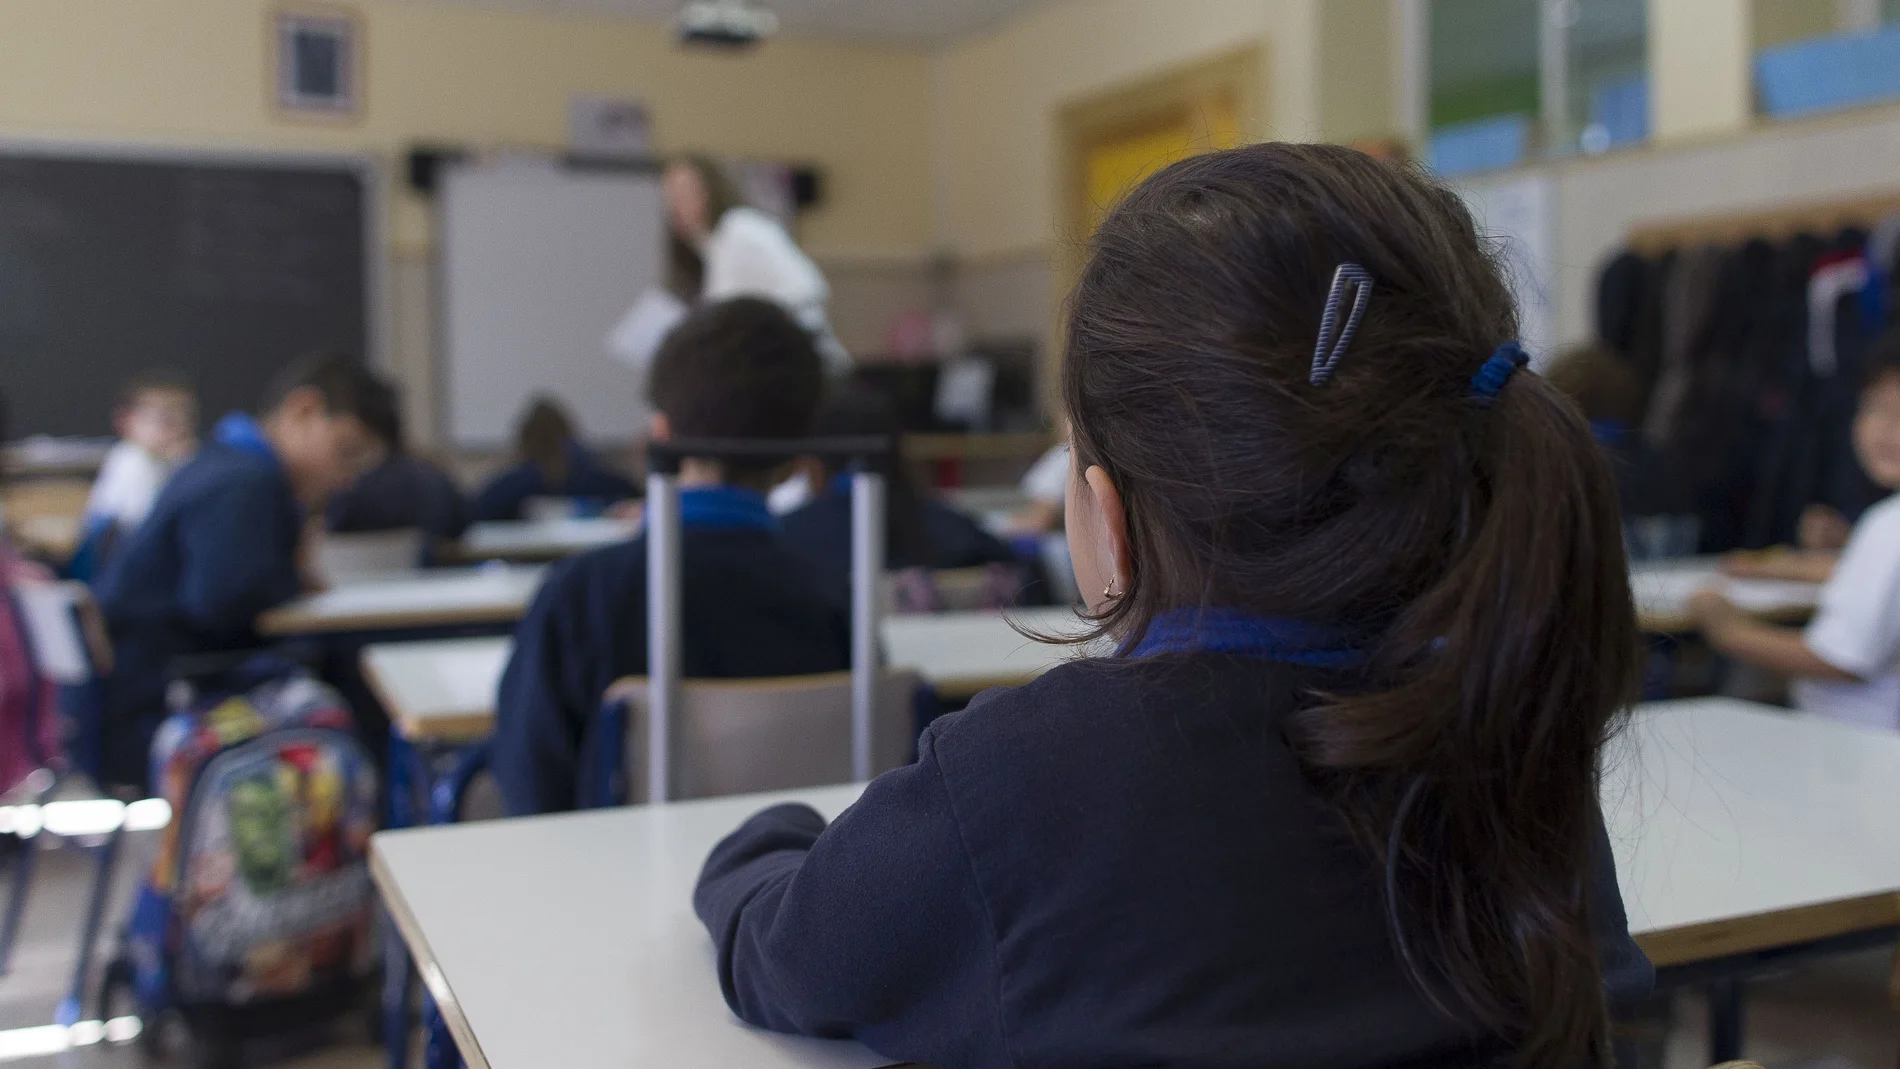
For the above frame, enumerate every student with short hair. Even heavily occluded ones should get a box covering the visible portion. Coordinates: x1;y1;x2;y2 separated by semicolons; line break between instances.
694;144;1651;1068
327;378;470;548
84;372;199;540
469;397;636;522
779;380;1014;580
94;352;388;787
1692;330;1900;732
492;297;850;815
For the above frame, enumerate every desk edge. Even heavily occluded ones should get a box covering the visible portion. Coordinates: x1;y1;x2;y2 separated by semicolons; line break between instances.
370;842;495;1069
1634;889;1900;967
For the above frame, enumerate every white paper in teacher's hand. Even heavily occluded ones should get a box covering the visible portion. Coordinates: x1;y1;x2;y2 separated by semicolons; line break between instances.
606;288;688;372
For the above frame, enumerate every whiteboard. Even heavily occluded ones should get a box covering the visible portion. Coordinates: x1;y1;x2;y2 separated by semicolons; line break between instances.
441;157;664;448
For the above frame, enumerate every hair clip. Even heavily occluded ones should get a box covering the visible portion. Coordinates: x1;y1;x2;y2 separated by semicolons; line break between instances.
1470;341;1529;405
1309;264;1374;386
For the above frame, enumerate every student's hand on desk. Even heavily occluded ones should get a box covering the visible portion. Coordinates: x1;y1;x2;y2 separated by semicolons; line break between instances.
1719;550;1774;579
607;499;645;525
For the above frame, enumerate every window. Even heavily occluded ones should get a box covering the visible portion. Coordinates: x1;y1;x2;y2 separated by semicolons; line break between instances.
1427;0;1647;177
1754;0;1900;119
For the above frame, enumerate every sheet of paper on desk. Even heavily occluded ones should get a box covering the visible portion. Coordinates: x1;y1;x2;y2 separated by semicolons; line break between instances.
1630;560;1820;617
300;569;544;616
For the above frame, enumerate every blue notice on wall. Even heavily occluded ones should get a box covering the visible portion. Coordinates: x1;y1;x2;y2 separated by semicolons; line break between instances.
1588;74;1649;150
1428;114;1531;178
1757;24;1900;118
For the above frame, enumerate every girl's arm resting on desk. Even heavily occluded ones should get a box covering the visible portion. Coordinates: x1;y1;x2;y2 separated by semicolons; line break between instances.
1721;548;1838;583
694;731;997;1064
1693;594;1860;682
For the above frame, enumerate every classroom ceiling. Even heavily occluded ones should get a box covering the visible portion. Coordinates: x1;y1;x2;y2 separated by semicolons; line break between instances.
431;0;1056;45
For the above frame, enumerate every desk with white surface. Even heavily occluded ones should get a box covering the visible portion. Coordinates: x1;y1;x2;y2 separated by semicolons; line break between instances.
361;637;513;743
373;697;1900;1069
1630;557;1820;633
256;567;546;637
881;606;1105;699
443;518;637;564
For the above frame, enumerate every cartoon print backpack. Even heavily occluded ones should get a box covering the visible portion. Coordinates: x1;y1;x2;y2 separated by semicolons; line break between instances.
121;665;379;1018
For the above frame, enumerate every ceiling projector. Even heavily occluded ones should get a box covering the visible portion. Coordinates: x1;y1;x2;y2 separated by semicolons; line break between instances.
678;0;779;49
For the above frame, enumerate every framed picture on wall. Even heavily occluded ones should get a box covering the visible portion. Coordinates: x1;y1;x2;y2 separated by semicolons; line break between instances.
272;7;362;120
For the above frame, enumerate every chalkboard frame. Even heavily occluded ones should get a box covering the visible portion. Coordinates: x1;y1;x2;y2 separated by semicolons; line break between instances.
0;133;388;435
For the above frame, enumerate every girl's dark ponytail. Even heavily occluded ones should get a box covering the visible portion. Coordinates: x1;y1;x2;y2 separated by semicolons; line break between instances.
1285;369;1636;1065
1063;142;1640;1068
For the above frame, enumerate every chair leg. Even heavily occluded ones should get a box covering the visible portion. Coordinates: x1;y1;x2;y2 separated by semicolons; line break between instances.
1706;977;1746;1065
58;826;123;1027
0;835;38;976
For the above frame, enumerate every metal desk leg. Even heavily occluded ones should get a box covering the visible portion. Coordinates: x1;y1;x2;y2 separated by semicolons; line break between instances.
1707;977;1745;1064
0;835;37;976
57;827;123;1026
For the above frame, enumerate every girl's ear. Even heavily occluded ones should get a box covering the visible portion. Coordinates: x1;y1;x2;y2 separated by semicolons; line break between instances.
1084;463;1132;599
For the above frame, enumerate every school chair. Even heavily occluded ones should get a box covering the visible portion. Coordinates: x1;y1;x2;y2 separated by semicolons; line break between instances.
585;668;928;807
314;528;427;583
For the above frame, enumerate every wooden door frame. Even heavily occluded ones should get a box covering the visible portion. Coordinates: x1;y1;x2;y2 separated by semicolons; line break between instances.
1046;45;1266;415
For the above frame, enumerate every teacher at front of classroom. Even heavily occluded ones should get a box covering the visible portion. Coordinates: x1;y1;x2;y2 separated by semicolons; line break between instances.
655;155;850;374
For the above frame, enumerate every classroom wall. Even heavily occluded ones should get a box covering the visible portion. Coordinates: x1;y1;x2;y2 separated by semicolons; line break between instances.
1460;102;1900;352
0;0;937;444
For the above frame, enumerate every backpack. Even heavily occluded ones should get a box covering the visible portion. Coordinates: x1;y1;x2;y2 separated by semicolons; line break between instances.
118;664;380;1031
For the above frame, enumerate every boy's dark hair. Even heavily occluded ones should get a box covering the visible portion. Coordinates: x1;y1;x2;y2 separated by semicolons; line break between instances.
517;397;576;485
647;297;825;484
262;351;387;425
115;371;195;412
358;378;406;454
812;379;931;566
1862;329;1900;393
1065;143;1635;1068
1545;344;1644;426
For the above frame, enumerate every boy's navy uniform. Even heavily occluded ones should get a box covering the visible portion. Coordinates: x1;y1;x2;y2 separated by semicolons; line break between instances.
780;476;1015;576
492;486;851;815
94;414;303;786
471;444;637;522
328;453;471;545
695;621;1654;1069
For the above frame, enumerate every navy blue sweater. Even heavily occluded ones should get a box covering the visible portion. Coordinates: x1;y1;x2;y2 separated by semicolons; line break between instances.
696;655;1654;1068
780;488;1016;576
94;441;303;785
492;527;851;814
327;452;471;545
470;447;637;523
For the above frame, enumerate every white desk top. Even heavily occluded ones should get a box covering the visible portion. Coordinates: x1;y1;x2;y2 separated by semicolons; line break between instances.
1630;557;1820;632
449;518;637;563
373;696;1900;1069
361;637;514;742
881;607;1108;698
256;567;546;636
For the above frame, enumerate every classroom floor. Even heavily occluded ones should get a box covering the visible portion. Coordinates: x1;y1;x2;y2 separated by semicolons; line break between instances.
0;839;1891;1068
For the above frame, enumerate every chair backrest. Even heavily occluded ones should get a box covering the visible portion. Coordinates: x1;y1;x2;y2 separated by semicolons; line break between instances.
314;528;426;583
606;669;923;803
10;580;107;684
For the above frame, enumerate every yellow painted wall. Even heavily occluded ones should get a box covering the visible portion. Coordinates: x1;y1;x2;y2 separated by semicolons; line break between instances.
932;0;1326;261
1649;0;1753;142
0;0;935;259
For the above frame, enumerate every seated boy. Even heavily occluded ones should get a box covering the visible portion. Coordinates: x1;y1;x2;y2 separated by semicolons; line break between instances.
327;378;471;550
78;374;199;575
492;298;850;814
94;353;388;786
1691;332;1900;732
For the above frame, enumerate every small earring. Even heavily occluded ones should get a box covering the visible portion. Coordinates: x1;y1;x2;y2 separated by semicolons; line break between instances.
1103;581;1124;601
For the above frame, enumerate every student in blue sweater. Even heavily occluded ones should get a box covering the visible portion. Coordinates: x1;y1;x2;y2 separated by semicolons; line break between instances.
95;353;388;787
327;377;470;551
492;297;850;815
470;397;637;522
695;145;1653;1068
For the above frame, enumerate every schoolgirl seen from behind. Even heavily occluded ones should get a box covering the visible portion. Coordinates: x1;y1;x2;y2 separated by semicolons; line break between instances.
694;143;1653;1068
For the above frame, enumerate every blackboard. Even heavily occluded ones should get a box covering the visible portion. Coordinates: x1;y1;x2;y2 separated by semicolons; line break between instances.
0;147;371;437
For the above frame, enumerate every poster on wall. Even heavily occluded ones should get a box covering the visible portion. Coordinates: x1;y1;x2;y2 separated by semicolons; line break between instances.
1456;172;1557;369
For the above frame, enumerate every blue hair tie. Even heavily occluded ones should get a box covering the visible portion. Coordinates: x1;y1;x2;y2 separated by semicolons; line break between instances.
1470;341;1528;405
